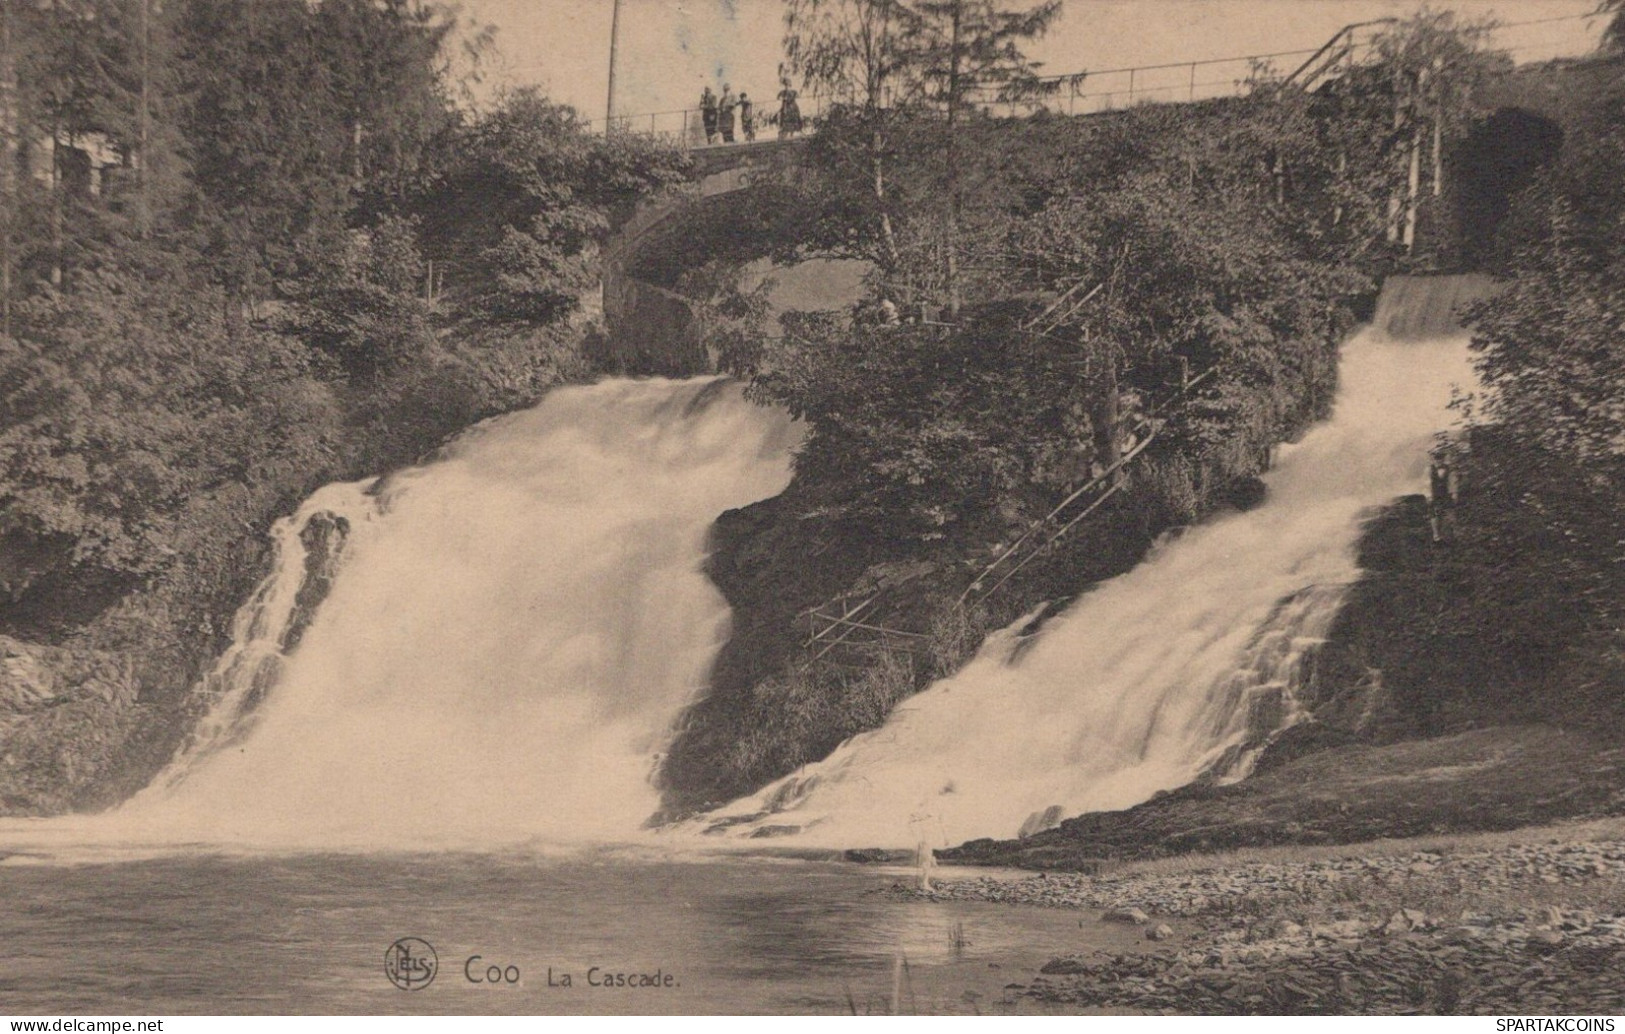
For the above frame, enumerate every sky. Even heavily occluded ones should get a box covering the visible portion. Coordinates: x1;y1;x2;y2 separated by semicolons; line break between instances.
454;0;1610;125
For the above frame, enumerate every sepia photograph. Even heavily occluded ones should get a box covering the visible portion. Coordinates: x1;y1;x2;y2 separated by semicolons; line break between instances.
0;0;1621;1019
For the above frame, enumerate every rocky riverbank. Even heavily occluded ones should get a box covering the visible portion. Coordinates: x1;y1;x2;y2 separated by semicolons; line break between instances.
940;725;1625;869
900;828;1625;1014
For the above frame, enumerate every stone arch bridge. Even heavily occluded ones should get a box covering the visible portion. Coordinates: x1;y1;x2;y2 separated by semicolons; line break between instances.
601;139;813;375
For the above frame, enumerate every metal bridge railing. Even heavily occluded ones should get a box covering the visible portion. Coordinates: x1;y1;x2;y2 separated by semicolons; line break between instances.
588;12;1601;145
587;94;828;149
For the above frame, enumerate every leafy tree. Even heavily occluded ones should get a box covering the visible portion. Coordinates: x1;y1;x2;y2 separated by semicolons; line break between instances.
0;0;621;622
0;265;329;597
275;215;437;381
1299;10;1507;262
311;0;456;206
1392;38;1625;737
675;259;777;374
904;0;1062;314
1465;61;1625;474
415;88;689;324
1603;0;1625;53
783;0;1064;311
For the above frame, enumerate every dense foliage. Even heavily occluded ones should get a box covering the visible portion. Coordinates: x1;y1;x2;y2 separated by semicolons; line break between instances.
729;98;1366;543
0;1;687;623
1440;55;1625;721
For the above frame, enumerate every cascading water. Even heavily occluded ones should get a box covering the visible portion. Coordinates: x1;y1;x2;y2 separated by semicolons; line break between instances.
1;278;1483;862
147;483;368;790
85;377;798;850
697;286;1478;849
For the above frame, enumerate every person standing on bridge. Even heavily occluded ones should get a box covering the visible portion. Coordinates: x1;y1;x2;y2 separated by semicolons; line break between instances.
700;86;718;145
777;78;802;139
718;84;737;143
740;91;755;142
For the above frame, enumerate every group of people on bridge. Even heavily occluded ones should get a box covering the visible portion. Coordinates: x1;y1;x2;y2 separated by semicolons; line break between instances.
698;79;803;145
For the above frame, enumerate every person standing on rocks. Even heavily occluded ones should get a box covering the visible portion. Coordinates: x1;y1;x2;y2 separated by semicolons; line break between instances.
739;91;755;142
700;86;718;145
1429;454;1459;544
718;84;737;143
1427;433;1466;544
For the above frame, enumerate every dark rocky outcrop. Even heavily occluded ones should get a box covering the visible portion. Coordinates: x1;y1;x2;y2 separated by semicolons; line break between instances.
658;404;1312;818
938;726;1625;870
282;512;353;652
0;636;140;813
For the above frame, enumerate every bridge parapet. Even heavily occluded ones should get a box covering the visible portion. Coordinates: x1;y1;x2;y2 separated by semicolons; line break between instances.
600;142;811;375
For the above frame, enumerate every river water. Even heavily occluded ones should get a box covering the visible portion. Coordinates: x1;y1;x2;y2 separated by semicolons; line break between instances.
0;849;1135;1014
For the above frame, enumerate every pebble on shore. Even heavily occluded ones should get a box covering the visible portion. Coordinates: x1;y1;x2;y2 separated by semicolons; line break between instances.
896;839;1625;1014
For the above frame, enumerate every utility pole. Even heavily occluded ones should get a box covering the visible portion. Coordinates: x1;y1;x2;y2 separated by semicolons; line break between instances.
0;0;15;334
138;0;150;237
944;0;963;319
605;0;622;136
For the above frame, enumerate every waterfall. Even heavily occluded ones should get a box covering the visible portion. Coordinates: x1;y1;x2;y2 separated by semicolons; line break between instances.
144;482;374;793
697;298;1476;848
108;377;799;850
1372;274;1498;340
3;278;1483;859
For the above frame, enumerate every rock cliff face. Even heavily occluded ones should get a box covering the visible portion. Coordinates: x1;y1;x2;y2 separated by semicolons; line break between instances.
0;636;140;813
656;487;894;815
0;488;360;816
656;449;1283;818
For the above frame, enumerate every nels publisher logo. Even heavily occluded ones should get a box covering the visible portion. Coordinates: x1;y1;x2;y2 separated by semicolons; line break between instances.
385;937;438;990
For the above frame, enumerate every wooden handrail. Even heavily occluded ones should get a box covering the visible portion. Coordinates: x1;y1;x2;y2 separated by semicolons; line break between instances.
956;364;1219;607
976;478;1132;601
1283;18;1398;90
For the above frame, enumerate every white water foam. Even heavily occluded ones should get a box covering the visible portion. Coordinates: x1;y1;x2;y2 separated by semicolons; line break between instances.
697;327;1474;849
1;378;798;855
